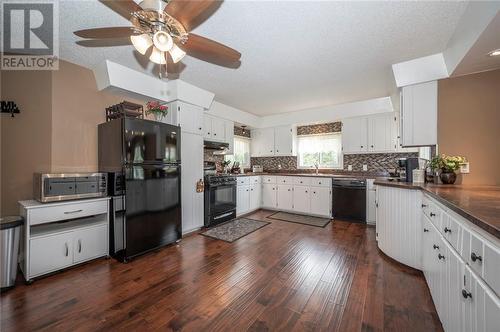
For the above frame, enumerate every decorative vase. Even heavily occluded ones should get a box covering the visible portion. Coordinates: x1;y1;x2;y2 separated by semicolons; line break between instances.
440;170;457;184
153;113;164;121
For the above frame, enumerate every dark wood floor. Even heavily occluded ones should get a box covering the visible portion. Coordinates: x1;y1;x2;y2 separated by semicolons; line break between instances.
1;210;442;332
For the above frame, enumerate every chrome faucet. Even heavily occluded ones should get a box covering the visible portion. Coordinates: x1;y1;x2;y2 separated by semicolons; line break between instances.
314;162;319;175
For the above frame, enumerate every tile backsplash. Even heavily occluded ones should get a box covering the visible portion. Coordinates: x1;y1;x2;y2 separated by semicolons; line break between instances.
251;152;418;174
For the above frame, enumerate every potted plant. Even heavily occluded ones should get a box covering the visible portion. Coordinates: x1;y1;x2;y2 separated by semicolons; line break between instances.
430;154;467;184
146;101;168;121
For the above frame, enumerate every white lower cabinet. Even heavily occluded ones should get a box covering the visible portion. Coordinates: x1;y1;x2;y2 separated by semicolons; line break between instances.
73;224;108;264
249;184;261;211
276;185;293;210
292;186;310;214
236;185;250;215
310;187;331;217
262;183;277;209
377;185;500;332
30;232;74;277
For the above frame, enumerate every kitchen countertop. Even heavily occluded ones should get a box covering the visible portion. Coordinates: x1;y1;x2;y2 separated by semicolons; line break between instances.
231;172;379;179
374;179;500;240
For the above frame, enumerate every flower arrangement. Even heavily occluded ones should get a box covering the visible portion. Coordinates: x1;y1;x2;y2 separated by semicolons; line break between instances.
430;154;467;172
146;101;168;120
430;154;467;184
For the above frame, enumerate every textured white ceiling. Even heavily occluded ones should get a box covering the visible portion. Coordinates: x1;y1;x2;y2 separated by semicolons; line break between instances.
59;0;468;115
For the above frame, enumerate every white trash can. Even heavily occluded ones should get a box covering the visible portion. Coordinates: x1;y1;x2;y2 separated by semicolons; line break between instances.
1;216;23;290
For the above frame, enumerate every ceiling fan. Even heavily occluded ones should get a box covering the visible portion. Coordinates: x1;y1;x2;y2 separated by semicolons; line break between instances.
74;0;241;78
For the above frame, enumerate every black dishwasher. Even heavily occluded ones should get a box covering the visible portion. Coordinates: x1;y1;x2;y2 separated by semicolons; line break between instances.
332;178;366;223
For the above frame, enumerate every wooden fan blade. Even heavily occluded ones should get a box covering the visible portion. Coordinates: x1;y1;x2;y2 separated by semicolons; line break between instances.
165;0;223;31
99;0;141;20
76;38;131;47
183;33;241;67
74;27;135;39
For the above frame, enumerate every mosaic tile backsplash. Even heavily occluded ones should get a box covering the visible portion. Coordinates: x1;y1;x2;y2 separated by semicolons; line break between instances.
296;122;341;135
234;126;251;138
251;152;418;174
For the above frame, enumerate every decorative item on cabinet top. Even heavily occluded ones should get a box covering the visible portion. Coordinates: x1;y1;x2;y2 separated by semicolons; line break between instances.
105;101;144;122
145;101;168;121
430;154;467;185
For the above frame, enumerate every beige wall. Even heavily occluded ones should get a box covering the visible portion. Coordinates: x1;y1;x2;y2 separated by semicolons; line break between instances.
438;69;500;185
1;60;145;215
1;70;53;215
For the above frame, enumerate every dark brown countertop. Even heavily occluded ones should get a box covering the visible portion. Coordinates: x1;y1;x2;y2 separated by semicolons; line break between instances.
232;172;378;179
374;179;500;240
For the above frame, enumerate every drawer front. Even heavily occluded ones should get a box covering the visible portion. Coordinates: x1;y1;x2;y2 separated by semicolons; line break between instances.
262;176;276;184
276;176;293;185
73;224;108;264
423;202;441;226
30;232;73;277
469;232;484;276
249;176;261;184
237;177;250;186
293;177;311;186
310;178;331;187
442;213;461;252
484;242;500;296
29;200;108;226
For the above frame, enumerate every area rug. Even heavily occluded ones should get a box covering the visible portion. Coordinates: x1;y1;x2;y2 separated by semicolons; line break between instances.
201;218;270;243
268;211;331;228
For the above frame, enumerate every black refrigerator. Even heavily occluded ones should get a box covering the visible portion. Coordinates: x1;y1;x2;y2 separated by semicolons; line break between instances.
98;118;182;262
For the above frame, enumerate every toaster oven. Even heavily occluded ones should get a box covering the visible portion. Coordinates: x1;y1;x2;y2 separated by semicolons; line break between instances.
33;173;107;203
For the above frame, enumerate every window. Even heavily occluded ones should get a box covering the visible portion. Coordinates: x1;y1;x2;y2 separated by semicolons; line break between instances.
297;133;342;169
225;136;250;167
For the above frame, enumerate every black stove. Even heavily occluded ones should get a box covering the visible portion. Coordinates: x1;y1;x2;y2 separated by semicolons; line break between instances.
203;164;237;227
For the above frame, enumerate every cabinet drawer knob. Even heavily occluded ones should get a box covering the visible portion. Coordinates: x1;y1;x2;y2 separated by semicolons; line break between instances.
462;289;472;299
65;243;69;257
430;212;436;217
433;244;439;250
423;228;429;232
421;204;427;208
444;227;451;233
471;252;482;262
438;254;445;260
78;239;82;253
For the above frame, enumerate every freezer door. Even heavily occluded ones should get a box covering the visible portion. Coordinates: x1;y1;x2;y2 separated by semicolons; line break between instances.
124;118;180;164
124;164;181;258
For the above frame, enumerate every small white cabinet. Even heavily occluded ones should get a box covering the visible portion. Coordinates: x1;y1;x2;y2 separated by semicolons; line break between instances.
237;185;250;216
203;114;226;142
236;177;261;216
250;126;296;157
342;117;368;153
276;185;293;210
310;187;331;217
292;186;310;214
343;113;399;154
19;198;110;281
262;183;277;209
400;80;437;147
249;184;262;211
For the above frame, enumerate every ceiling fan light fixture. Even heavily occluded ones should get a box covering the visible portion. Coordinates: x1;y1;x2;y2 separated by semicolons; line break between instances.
130;34;153;55
138;0;168;12
150;47;166;64
169;43;186;63
153;30;173;52
488;49;500;57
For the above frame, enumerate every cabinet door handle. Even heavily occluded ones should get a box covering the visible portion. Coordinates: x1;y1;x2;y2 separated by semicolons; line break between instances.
78;239;82;253
462;289;472;299
371;145;374;148
433;244;439;250
438;254;445;260
305;191;308;193
198;127;202;130
423;228;429;232
444;227;451;233
430;212;436;217
276;150;279;152
65;243;69;257
421;204;427;208
471;252;482;262
64;209;83;214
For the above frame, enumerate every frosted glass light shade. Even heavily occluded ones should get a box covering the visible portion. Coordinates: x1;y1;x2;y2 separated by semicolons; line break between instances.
149;47;166;64
130;34;153;55
169;43;186;63
153;31;173;52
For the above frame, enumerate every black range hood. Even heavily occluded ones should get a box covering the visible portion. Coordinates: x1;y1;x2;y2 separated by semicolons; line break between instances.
204;140;229;151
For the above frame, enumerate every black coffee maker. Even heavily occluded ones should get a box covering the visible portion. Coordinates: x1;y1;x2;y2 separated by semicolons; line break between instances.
397;157;420;182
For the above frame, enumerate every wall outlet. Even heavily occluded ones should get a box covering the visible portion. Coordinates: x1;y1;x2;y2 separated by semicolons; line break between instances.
347;165;353;171
363;164;368;171
460;162;470;174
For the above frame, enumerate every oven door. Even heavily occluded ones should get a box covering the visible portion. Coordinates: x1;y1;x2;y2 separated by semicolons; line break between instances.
205;182;236;226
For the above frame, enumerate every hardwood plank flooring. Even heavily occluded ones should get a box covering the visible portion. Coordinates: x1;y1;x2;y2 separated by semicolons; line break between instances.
0;210;443;331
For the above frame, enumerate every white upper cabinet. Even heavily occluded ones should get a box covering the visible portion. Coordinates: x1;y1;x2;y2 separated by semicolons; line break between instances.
400;80;437;147
164;101;204;136
274;126;296;156
251;126;296;157
368;113;393;152
203;114;226;142
342;117;368;154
